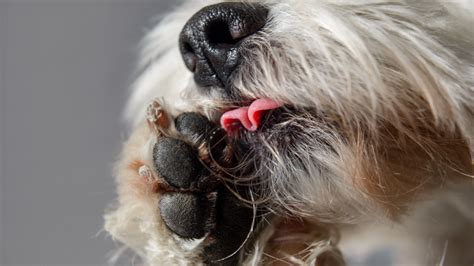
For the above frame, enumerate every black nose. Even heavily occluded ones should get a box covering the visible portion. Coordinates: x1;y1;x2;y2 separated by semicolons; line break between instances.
179;2;268;90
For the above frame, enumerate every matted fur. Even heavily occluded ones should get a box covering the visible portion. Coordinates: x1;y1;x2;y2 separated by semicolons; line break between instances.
106;0;474;265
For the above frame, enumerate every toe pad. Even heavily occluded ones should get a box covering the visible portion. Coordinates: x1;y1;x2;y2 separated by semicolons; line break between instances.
153;138;202;189
159;193;214;239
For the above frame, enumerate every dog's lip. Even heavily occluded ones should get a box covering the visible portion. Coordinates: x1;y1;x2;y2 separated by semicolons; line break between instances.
220;98;283;132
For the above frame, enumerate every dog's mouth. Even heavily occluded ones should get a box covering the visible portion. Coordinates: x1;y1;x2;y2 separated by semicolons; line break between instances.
220;98;284;133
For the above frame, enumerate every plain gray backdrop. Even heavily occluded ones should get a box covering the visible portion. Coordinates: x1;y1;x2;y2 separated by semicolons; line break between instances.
0;0;180;265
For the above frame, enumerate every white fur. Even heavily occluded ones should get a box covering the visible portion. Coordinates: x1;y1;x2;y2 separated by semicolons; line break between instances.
106;0;474;265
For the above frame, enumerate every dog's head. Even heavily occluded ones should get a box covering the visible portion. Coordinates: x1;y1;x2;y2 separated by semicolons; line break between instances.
129;0;473;220
107;0;473;264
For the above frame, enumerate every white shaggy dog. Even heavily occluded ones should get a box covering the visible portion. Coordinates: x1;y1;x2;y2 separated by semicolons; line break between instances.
105;0;474;265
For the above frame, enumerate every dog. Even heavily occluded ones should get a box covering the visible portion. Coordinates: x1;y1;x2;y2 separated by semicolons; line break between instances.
104;0;474;265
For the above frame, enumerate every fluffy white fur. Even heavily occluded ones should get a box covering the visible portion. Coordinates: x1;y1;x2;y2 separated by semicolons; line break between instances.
106;0;474;265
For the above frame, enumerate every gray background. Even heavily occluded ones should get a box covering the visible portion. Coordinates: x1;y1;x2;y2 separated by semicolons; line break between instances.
0;1;179;265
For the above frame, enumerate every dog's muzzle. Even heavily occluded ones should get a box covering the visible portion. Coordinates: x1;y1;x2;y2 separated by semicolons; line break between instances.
179;2;268;91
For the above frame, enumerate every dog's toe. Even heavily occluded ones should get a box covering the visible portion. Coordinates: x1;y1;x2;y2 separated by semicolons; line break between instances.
159;192;215;239
175;112;212;140
153;138;202;189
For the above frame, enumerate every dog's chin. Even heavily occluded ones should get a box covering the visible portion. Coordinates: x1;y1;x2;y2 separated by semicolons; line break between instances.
211;102;337;211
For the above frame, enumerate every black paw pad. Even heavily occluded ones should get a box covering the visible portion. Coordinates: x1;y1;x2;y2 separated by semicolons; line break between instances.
159;193;215;239
203;188;254;264
175;112;212;141
153;138;202;189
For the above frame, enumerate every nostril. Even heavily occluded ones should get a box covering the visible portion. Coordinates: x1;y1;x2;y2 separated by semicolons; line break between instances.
206;20;240;47
179;2;269;88
181;42;197;72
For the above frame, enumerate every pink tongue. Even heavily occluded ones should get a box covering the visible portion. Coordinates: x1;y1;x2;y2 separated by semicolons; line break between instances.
220;98;282;132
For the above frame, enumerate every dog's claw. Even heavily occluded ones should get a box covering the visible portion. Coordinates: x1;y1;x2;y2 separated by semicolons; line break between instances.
138;165;154;182
146;100;170;132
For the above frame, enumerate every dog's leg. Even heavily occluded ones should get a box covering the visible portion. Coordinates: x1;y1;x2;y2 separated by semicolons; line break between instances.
108;100;257;264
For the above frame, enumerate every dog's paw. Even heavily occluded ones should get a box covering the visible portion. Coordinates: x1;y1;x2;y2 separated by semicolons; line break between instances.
151;112;255;264
154;113;220;240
